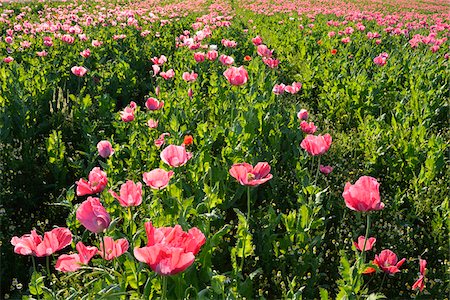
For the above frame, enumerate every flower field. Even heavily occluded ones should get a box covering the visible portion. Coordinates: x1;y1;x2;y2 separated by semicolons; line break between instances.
0;0;449;298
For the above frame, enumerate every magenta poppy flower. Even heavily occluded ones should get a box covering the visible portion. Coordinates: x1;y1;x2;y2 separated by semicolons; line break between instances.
97;140;114;158
229;162;273;186
160;144;193;167
76;167;108;196
319;165;333;175
11;227;72;257
145;97;164;110
300;134;332;156
76;197;111;233
353;236;376;251
134;222;205;276
374;249;406;274
342;176;384;212
223;66;248;86
98;237;129;260
108;180;143;207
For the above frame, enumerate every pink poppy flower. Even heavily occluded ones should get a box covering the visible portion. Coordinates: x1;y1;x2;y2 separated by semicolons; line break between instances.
71;66;88;77
219;54;234;66
341;37;351;43
300;121;317;134
145;97;164;110
342;176;384;212
285;82;302;94
3;56;13;63
11;227;72;257
262;57;279;68
300;134;332;156
133;222;205;276
272;83;286;95
419;258;427;275
55;242;97;272
76;167;108;196
193;52;206;62
91;40;103;47
206;50;218;61
373;55;387;66
109;180;143;207
319;165;333;175
120;101;136;122
152;64;160;76
353;236;376;251
98;237;129;260
229;162;273;186
143;168;174;190
373;249;406;275
154;133;170;148
297;109;308;120
252;36;263;46
188;88;193;98
97;140;114;158
36;50;48;57
182;71;198;82
160;69;175;80
151;55;167;65
160;144;193;167
76;197;111;233
80;49;91;58
412;275;425;292
147;119;158;128
257;44;273;57
223;66;248;86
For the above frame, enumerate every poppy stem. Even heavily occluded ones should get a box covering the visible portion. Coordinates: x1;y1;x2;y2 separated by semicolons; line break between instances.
100;233;106;260
128;207;133;249
161;275;168;300
31;256;40;300
240;186;251;275
46;255;50;277
361;214;371;264
379;273;387;292
314;156;321;185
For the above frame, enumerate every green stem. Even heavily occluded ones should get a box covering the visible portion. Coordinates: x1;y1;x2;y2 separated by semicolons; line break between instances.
31;256;40;300
314;156;321;185
128;207;134;249
101;233;106;260
378;273;387;292
240;186;251;275
360;213;371;268
161;275;168;300
46;256;50;276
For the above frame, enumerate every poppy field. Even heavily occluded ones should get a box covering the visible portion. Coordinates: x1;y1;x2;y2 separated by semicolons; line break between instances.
0;0;449;299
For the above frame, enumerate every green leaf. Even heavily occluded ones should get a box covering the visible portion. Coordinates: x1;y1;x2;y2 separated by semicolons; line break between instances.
29;271;45;296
